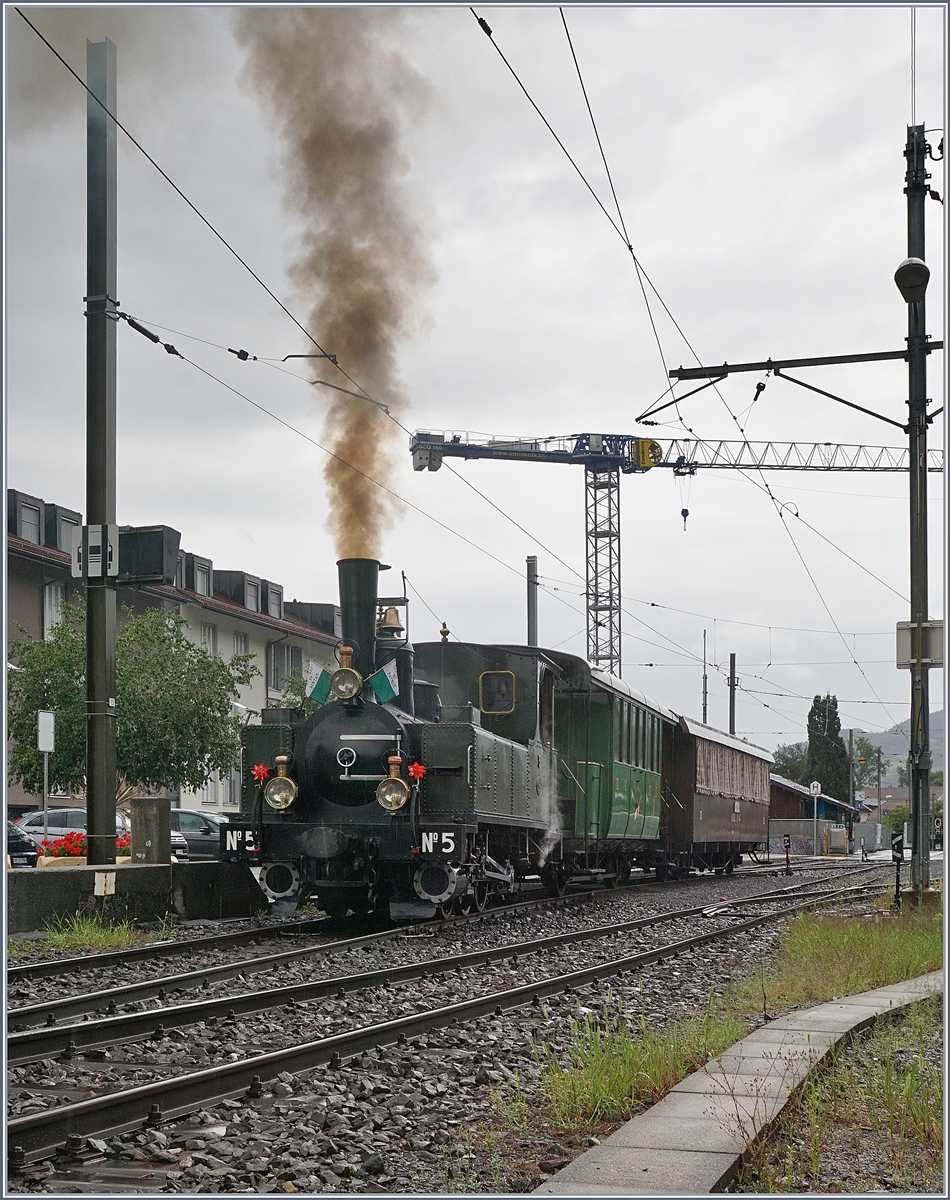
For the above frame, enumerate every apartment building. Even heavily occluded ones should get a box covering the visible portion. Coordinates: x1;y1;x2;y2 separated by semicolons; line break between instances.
7;489;340;814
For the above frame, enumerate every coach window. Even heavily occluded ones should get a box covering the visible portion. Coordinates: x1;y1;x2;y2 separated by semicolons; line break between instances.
479;671;516;714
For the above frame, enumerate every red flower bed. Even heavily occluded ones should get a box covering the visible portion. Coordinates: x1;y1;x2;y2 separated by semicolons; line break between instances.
41;831;131;857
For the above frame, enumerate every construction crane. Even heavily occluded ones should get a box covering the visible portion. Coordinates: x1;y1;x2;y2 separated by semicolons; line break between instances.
410;431;943;678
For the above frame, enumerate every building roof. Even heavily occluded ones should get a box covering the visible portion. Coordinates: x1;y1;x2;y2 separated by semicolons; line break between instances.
679;716;775;764
8;532;339;648
770;772;812;795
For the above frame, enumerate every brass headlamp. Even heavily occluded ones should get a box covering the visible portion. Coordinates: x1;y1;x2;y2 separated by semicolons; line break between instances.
329;645;363;701
376;753;410;812
263;754;298;811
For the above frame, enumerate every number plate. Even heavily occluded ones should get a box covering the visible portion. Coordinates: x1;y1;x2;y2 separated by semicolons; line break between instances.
220;824;260;861
11;856;32;866
419;829;458;858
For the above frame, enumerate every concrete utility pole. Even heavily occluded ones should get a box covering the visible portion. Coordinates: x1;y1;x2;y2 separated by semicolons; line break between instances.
526;555;538;647
901;124;932;903
728;653;737;735
848;728;854;809
85;39;118;865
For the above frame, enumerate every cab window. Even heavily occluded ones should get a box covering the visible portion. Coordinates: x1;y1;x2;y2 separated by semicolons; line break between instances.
479;671;516;714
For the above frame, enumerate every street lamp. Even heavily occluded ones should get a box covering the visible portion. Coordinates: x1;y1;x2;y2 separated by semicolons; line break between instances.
894;257;930;303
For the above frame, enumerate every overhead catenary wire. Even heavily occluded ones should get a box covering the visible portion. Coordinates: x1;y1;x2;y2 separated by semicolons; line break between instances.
27;7;920;739
471;4;912;713
15;6;378;411
127;312;587;584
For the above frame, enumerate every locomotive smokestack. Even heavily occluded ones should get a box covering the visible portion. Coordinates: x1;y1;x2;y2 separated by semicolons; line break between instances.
337;559;379;682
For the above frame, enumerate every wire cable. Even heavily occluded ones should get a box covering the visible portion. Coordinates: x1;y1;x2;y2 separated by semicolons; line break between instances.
14;6;382;411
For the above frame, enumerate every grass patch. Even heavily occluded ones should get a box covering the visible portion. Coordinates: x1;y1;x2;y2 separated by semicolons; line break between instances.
44;910;153;952
726;908;942;1017
738;995;943;1193
538;995;747;1125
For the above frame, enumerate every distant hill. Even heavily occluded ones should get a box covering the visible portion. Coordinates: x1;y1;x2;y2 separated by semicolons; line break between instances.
848;710;944;784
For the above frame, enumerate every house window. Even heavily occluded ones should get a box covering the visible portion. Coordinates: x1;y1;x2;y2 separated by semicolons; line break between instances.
245;580;260;611
20;504;41;544
268;587;282;619
268;642;303;691
195;564;211;596
200;776;218;806
200;622;217;656
43;581;66;639
228;767;242;808
58;515;78;551
233;631;248;657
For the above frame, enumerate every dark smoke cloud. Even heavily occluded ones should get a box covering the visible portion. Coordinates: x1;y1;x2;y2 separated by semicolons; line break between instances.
232;7;435;560
7;7;205;138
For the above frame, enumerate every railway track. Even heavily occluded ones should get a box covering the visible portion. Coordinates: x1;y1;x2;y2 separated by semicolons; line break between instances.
7;868;889;1166
8;861;881;1026
6;854;868;990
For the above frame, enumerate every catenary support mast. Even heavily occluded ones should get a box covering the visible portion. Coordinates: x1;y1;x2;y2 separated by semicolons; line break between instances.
904;123;931;901
85;39;118;865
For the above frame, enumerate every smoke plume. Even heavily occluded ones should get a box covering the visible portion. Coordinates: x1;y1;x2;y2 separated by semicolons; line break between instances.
232;8;435;559
8;7;205;138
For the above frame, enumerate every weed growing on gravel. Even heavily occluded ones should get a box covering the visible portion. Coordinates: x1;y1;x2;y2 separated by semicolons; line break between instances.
538;996;746;1124
489;1070;530;1132
44;911;148;951
736;996;943;1193
439;1133;481;1193
724;908;942;1016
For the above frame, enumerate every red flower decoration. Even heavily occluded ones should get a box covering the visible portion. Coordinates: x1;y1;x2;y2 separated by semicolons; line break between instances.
251;763;271;783
408;762;427;781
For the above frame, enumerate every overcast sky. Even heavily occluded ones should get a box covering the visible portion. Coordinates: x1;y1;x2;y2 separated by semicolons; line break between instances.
5;4;946;757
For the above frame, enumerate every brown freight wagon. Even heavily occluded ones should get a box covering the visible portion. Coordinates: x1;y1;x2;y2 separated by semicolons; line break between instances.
659;716;773;877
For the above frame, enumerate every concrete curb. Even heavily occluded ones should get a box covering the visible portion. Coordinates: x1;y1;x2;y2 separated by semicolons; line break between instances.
533;970;943;1195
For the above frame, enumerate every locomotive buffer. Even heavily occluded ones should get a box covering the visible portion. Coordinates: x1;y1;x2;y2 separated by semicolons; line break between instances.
410;431;942;680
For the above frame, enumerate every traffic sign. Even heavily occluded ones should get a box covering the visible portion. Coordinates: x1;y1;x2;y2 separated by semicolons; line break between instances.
809;780;821;796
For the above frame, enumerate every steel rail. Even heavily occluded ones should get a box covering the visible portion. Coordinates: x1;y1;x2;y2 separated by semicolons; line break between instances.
6;898;755;1062
7;867;873;1032
6;878;620;985
6;890;609;1029
5;917;333;985
7;884;866;1160
8;879;886;1065
5;857;863;987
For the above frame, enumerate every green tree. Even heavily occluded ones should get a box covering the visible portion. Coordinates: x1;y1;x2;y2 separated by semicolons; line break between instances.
805;694;848;800
853;737;889;790
8;603;259;801
931;769;943;789
880;805;909;834
772;741;808;783
897;762;910;788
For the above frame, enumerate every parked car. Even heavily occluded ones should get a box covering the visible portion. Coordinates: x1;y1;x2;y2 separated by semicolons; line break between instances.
8;819;38;868
14;808;189;860
169;809;224;860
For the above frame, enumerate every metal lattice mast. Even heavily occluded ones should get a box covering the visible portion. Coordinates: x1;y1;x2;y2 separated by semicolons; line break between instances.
585;467;621;677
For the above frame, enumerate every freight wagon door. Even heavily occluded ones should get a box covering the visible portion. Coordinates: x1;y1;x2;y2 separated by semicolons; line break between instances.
573;762;603;838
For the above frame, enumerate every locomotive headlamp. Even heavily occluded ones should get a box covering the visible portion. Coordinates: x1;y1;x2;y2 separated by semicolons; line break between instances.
330;645;363;700
264;754;298;811
376;753;410;811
